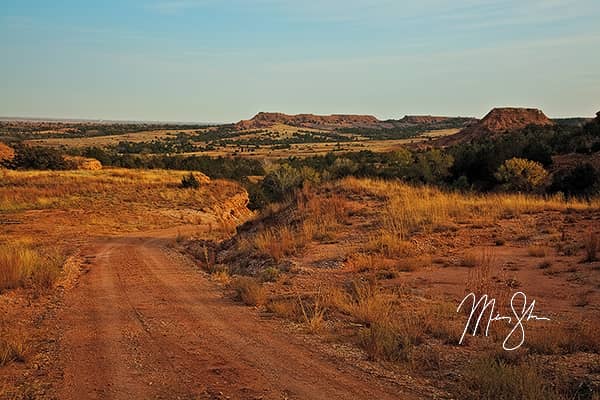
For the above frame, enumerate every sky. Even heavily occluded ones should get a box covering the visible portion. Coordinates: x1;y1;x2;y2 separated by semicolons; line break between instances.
1;0;599;122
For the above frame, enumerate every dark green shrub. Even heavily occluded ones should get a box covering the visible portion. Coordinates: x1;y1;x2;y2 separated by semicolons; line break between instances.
10;145;68;170
550;163;600;197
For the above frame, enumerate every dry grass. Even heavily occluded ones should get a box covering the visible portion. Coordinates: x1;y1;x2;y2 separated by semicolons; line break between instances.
527;246;548;258
344;281;392;326
359;321;407;361
210;269;232;285
423;302;463;345
218;177;600;384
338;177;599;222
345;253;399;273
249;187;353;262
258;267;280;282
0;169;242;236
526;320;600;354
319;281;424;361
266;298;302;320
0;335;27;366
0;244;39;291
367;234;413;258
254;225;304;262
297;186;351;241
583;231;599;262
333;178;599;260
0;243;63;292
298;294;327;333
357;304;426;362
465;249;499;297
230;276;266;306
460;357;558;400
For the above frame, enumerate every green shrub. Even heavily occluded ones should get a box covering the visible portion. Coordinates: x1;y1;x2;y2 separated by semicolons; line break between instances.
495;158;548;192
10;145;68;170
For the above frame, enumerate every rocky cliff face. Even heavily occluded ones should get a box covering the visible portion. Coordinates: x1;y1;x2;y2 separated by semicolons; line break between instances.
235;112;381;130
435;107;554;146
476;108;553;132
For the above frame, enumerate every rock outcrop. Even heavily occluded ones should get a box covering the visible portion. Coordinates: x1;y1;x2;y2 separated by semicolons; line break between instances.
435;107;554;146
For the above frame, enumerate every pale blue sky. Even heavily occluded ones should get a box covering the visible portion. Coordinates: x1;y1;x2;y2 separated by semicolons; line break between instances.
1;0;599;122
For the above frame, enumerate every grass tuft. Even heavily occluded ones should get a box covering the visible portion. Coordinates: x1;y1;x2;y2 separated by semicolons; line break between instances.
230;276;266;307
0;243;63;292
583;231;599;262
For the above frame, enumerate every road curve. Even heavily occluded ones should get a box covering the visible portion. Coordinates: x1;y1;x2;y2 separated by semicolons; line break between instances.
57;232;411;400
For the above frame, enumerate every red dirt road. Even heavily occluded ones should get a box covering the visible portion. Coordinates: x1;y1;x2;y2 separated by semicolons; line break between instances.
56;232;411;400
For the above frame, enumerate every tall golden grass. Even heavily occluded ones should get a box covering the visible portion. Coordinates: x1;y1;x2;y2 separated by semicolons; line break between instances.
336;177;599;255
0;168;215;213
251;185;352;261
0;243;63;292
339;176;599;217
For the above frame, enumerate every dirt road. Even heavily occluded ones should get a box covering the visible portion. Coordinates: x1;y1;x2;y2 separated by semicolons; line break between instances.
56;231;411;400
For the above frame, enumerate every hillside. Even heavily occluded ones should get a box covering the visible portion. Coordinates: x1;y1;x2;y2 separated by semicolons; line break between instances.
235;112;477;131
0;142;15;164
190;177;600;399
434;107;554;146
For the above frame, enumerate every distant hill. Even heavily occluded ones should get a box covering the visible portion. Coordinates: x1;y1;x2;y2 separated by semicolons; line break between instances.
235;112;381;130
434;107;554;146
235;112;476;132
397;115;453;124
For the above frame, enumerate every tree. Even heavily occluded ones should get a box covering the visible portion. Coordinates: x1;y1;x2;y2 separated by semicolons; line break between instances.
328;157;358;179
550;163;599;197
414;149;454;184
10;145;68;170
494;158;548;192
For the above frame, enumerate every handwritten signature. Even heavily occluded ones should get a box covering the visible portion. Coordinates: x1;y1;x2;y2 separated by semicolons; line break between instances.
457;291;551;351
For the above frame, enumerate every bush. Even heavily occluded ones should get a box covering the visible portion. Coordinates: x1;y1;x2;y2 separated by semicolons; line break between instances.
414;149;454;184
261;164;320;203
180;173;200;189
550;163;600;197
461;358;558;400
359;322;407;361
329;157;358;179
10;145;68;170
495;158;548;192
